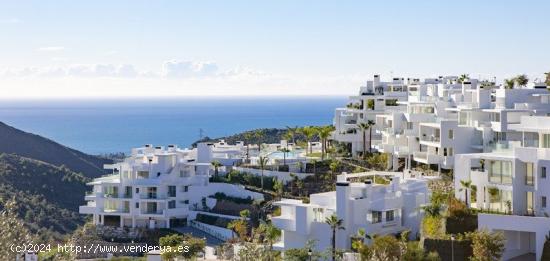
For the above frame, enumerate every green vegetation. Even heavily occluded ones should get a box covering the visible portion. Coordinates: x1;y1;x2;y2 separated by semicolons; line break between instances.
0;153;89;242
195;213;233;229
469;230;505;261
209;192;254;204
0;121;111;178
0;198;36;260
325;214;345;261
212;169;277;191
159;233;206;260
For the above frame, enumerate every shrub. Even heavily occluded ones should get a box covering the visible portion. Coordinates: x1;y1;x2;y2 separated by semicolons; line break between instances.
209;192;254;204
422;216;445;239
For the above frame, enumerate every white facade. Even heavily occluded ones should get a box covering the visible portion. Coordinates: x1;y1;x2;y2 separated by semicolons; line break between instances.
79;142;262;229
454;116;550;260
272;172;429;252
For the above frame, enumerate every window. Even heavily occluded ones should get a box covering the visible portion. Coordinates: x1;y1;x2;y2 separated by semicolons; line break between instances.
146;202;157;214
542;167;547;179
168;200;176;209
137;171;149;179
147;187;157;199
448;130;454;139
135;202;139;208
168;186;176;197
372;211;382;224
183;200;189;204
543;134;550;148
124;186;132;198
543;196;547;208
135;187;139;194
489;160;512;184
386;210;395;222
527;191;534;215
526;163;534;185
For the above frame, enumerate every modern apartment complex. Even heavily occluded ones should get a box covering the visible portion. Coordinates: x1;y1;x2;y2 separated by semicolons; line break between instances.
333;75;550;260
272;172;430;252
79;142;261;229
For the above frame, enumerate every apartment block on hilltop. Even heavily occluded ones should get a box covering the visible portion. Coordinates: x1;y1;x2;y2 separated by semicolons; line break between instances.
272;172;430;252
80;142;261;229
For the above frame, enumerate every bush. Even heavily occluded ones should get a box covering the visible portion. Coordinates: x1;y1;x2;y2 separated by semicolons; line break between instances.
422;216;445;239
195;213;233;228
209;192;254;204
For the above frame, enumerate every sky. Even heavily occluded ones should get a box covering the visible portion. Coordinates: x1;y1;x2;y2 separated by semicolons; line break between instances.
1;0;549;98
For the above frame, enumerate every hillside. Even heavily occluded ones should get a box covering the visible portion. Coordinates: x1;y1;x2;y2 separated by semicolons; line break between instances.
0;121;112;178
191;127;321;147
0;153;89;242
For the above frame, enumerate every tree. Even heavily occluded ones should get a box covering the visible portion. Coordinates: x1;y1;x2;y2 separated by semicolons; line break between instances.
228;209;251;241
504;78;515;89
514;74;529;87
244;132;255;162
371;235;401;261
211;160;222;178
357;121;375;159
159;234;185;260
545;72;550;87
458;74;470;83
421;203;443;218
325;214;345;261
285;125;299;145
279;148;290;166
300;126;318;154
470;230;505;261
0;198;35;261
459;179;473;207
255;129;266;154
329;160;340;177
317;126;333;160
351;228;373;260
258;222;281;260
258;156;269;192
273;180;284;199
284;240;325;261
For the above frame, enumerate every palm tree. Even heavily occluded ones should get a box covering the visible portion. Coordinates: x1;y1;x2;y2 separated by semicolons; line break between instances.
285;125;299;145
357;120;375;158
244;132;254;163
458;74;469;83
515;74;529;87
300;126;317;155
329;160;340;176
258;156;269;192
259;222;281;261
459;180;473;207
325;214;345;261
211;160;222;179
273;180;284;199
420;204;442;218
317;126;333;160
504;78;515;89
279;148;290;166
255;129;266;154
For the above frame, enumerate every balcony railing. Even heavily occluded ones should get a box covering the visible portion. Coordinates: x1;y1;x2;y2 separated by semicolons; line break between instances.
420;135;440;143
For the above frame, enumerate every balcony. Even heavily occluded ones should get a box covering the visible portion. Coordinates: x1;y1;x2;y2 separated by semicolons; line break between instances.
79;205;96;214
271;216;296;232
413;152;441;164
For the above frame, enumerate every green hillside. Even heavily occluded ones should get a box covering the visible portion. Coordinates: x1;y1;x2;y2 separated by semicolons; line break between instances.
0;153;89;242
0;121;112;178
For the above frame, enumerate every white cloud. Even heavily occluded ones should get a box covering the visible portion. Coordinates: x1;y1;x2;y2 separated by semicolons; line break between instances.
37;46;65;52
162;60;219;78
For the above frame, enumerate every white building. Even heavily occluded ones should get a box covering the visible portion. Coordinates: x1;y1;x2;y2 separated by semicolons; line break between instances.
272;172;430;252
454;116;550;261
79;142;262;229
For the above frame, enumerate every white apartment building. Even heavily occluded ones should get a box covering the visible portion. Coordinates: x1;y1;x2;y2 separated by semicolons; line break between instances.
272;172;430;252
80;142;261;229
454;116;550;261
335;75;550;174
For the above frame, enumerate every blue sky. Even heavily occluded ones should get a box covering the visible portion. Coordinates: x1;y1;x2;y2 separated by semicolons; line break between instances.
1;0;549;98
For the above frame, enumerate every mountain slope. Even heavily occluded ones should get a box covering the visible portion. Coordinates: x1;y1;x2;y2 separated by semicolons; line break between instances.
0;121;112;178
0;153;89;242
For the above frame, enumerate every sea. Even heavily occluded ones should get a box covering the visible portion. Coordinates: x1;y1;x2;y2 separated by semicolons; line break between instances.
0;96;347;155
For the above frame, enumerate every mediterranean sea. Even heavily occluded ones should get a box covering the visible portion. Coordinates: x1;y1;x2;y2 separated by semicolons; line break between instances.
0;96;347;154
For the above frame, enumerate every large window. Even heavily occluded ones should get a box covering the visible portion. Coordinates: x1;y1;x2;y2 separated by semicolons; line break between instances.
489;160;512;184
168;186;176;197
168;200;176;209
543;134;550;148
372;211;382;224
526;163;534;185
527;191;534;215
147;187;157;199
386;210;395;222
146;202;157;214
138;171;149;179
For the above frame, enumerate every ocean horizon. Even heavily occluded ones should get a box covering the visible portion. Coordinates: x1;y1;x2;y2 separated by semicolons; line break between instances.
0;96;347;154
